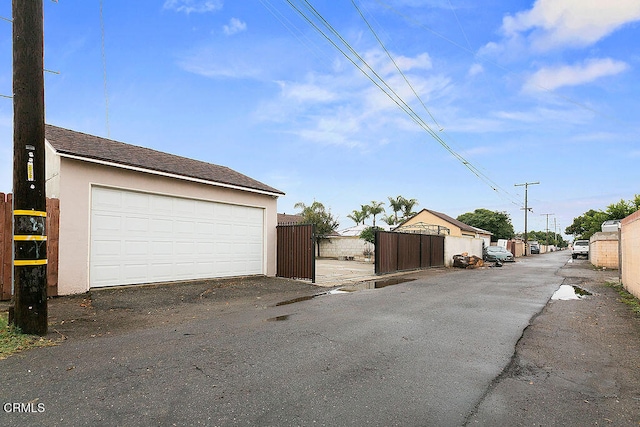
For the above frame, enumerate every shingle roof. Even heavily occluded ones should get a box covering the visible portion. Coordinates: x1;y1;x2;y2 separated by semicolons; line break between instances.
45;124;284;195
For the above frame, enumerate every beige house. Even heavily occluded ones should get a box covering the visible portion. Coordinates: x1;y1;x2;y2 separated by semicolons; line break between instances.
395;209;492;243
45;125;284;295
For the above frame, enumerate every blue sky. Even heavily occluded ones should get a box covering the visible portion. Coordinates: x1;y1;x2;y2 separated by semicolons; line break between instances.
1;0;639;237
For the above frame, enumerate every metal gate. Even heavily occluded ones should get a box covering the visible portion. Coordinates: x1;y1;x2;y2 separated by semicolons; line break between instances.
375;231;444;275
276;223;315;283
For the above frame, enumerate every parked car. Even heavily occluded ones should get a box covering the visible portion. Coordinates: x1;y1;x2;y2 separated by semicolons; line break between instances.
571;240;589;259
529;241;540;254
483;246;515;262
601;220;621;232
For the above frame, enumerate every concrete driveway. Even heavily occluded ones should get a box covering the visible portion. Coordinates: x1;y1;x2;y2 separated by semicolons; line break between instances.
314;258;423;287
314;258;377;287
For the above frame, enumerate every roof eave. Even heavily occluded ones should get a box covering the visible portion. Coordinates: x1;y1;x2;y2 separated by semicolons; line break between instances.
56;152;284;197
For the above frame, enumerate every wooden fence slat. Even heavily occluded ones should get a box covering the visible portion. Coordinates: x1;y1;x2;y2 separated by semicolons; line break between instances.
46;198;59;297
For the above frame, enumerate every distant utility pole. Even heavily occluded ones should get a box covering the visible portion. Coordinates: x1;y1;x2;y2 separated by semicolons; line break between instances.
541;213;554;250
515;181;539;256
11;0;47;335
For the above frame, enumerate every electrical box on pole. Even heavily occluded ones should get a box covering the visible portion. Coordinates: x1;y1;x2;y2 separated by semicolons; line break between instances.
11;0;47;335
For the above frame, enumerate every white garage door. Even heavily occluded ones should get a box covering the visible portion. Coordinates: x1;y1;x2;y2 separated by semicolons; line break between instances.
90;186;264;288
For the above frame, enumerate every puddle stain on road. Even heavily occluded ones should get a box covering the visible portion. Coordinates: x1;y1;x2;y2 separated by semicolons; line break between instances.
269;277;416;321
551;284;593;300
266;315;291;322
338;277;416;292
275;295;324;306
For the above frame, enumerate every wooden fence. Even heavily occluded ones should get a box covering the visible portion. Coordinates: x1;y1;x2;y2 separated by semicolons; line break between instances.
375;231;444;275
0;193;59;300
276;223;315;283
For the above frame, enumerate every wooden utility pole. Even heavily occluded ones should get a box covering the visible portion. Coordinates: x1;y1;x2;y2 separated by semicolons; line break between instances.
11;0;47;335
541;213;554;250
515;182;539;257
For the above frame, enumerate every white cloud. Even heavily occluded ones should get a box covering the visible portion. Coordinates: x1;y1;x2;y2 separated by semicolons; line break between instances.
254;49;450;149
467;63;484;77
223;18;247;36
163;0;222;14
179;46;261;79
500;0;640;52
524;58;629;92
362;50;432;77
276;81;338;103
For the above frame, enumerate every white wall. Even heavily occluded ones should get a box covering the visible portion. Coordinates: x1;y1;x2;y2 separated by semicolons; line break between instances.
319;236;373;260
444;236;484;267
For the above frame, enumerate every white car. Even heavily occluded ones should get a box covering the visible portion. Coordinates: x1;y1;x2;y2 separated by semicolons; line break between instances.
571;240;589;259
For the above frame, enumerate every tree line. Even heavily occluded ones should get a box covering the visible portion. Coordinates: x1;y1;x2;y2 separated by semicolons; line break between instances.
565;195;640;240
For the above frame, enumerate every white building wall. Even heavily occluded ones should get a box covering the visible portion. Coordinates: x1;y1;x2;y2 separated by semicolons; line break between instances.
444;236;484;267
319;236;374;261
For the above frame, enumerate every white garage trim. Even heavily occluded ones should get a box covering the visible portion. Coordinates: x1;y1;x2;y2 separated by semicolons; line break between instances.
90;186;265;288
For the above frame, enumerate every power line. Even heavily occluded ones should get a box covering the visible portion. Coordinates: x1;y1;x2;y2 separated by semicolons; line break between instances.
281;1;523;207
258;0;327;62
100;0;111;138
351;0;442;130
351;0;521;207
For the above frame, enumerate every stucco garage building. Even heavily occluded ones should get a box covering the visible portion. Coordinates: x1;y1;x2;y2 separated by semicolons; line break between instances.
45;125;284;295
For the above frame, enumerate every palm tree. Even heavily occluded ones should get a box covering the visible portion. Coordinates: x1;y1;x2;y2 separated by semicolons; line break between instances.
381;214;397;227
367;201;385;227
347;209;367;225
401;198;419;220
360;204;371;224
387;195;404;224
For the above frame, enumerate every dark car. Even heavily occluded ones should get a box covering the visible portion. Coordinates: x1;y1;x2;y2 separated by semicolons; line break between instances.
530;242;540;254
483;246;515;262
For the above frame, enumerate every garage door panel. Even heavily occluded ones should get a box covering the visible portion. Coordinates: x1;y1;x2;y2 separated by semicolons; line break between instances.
197;222;215;235
195;201;216;217
93;187;123;209
92;239;122;256
174;198;195;214
152;196;173;213
176;220;195;234
93;213;122;232
124;192;150;211
124;240;148;256
125;216;149;234
151;218;173;233
90;187;264;287
92;265;121;286
123;263;148;280
150;263;174;279
152;241;174;256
